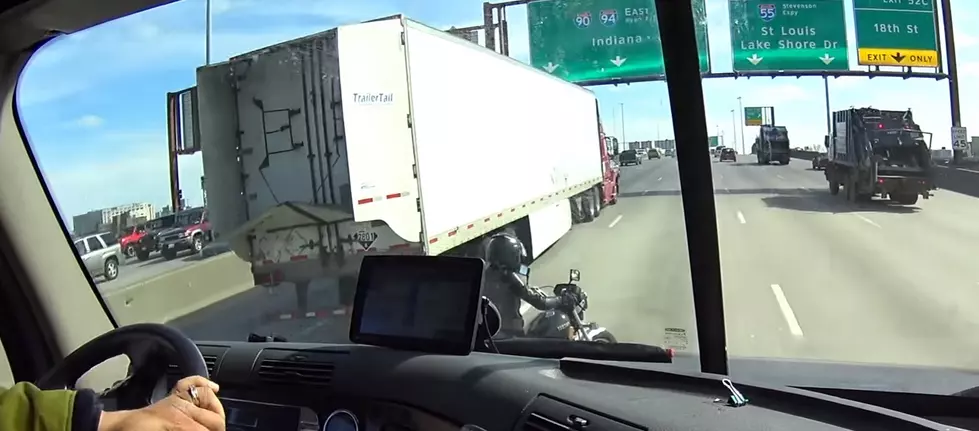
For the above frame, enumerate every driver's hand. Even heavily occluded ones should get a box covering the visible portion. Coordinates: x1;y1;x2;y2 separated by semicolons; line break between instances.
98;376;226;431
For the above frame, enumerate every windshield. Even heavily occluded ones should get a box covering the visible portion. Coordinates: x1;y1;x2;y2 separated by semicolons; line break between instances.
764;126;789;141
15;0;979;392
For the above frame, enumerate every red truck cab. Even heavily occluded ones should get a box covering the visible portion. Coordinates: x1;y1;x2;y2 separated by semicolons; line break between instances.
599;123;620;205
118;224;147;258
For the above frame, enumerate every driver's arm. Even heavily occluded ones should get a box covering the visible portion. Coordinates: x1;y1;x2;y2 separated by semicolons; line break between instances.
0;382;101;431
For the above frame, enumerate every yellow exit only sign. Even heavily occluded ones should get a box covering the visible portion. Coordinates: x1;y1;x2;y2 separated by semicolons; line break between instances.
857;48;939;68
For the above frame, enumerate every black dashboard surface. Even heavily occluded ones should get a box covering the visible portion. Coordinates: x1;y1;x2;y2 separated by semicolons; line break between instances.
179;341;964;431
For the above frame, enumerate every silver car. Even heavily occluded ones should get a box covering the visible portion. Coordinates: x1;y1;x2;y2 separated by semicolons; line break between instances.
72;232;124;281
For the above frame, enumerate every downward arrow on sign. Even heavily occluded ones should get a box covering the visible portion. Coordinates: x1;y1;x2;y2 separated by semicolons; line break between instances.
610;56;627;67
891;52;906;63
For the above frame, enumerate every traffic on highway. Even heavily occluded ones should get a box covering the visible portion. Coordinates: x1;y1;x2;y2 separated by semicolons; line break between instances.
16;0;979;402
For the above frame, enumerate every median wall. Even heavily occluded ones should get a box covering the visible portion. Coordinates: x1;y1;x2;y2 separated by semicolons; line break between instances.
101;253;254;325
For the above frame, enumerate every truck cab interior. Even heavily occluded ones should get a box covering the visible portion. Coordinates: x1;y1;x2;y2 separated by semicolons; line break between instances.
2;1;979;431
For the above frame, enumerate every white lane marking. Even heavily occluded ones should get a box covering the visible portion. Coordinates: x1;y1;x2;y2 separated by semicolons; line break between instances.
608;215;623;228
959;168;979;174
776;174;785;179
520;301;532;315
855;214;881;228
658;177;663;181
770;284;804;338
736;211;746;224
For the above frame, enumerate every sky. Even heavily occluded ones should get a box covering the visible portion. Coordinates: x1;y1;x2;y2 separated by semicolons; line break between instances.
15;0;979;231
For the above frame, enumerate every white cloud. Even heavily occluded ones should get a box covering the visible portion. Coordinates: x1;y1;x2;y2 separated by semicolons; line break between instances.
71;115;104;128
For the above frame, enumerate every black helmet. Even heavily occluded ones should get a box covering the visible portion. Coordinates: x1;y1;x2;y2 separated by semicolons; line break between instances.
484;232;527;273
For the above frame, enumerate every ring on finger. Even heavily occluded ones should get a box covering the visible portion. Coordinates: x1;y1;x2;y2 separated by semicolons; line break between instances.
188;386;200;406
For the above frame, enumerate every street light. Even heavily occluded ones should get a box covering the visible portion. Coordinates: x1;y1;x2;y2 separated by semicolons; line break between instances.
730;109;738;153
205;0;213;65
737;96;746;154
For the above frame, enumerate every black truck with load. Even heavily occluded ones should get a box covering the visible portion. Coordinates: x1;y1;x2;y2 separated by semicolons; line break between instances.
754;125;791;165
824;107;934;205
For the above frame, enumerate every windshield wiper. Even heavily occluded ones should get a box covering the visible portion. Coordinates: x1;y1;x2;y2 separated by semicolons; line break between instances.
247;333;288;343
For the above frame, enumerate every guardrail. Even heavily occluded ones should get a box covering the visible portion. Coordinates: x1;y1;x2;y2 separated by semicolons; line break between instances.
101;253;253;325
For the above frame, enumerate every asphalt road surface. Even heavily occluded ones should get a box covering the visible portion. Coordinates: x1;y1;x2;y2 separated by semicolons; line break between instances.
97;251;208;293
170;154;979;371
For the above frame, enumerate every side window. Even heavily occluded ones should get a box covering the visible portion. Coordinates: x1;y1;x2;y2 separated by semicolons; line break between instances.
101;233;118;246
73;240;86;255
86;237;104;252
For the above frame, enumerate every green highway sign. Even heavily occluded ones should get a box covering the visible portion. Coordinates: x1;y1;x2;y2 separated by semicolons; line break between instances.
853;0;939;68
527;0;710;82
709;136;719;147
729;0;849;72
744;107;763;126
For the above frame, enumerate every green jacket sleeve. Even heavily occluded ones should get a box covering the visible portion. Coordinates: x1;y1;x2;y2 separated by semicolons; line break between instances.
0;382;101;431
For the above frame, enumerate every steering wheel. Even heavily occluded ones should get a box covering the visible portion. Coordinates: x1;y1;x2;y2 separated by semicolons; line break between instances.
35;323;208;409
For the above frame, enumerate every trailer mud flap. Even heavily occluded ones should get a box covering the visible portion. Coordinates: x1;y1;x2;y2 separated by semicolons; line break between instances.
224;201;352;261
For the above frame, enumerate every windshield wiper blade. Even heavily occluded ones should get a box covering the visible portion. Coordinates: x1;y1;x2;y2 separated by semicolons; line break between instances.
247;333;288;343
481;338;673;364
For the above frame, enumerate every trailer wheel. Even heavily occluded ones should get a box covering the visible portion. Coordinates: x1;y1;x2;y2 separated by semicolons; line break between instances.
845;175;857;202
828;179;840;195
588;188;601;220
893;193;919;205
570;196;584;224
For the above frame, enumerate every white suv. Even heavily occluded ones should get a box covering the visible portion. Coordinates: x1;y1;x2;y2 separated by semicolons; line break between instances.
72;232;124;281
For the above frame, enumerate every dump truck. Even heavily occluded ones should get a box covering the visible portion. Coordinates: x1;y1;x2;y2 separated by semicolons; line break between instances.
825;107;934;205
754;125;791;165
187;15;619;322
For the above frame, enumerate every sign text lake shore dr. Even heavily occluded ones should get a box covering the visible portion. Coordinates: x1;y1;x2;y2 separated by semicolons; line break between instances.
729;0;849;71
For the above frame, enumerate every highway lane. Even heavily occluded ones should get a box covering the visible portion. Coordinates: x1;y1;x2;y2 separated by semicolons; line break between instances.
168;154;979;372
97;251;209;293
713;155;979;370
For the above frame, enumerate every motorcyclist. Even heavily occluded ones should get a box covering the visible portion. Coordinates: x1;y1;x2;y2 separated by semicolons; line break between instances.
481;231;578;337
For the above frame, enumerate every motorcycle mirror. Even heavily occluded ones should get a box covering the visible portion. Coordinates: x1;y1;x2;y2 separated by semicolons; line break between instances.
569;269;580;282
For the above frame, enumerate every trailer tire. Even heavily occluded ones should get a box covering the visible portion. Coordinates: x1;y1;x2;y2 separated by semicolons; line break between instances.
828;179;840;195
570;196;584;224
589;188;601;220
893;193;919;205
845;174;857;202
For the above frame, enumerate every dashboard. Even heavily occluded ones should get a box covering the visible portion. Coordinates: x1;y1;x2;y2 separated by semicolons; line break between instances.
167;341;975;431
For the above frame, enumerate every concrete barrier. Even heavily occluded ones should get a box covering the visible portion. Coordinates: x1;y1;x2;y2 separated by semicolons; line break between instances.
101;253;254;325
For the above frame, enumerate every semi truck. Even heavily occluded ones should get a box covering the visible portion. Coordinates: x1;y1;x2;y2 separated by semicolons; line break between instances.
824;107;934;205
754;125;791;165
188;15;619;320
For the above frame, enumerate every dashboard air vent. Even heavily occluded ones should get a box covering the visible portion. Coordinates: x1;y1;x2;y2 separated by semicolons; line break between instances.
516;395;644;431
257;358;334;387
168;354;219;376
522;412;571;431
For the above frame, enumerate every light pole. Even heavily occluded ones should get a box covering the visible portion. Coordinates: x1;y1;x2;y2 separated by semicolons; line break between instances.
620;103;626;147
737;96;746;154
205;0;212;65
730;109;738;153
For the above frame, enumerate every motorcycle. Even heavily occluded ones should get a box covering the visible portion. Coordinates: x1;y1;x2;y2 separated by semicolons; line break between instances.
524;269;617;343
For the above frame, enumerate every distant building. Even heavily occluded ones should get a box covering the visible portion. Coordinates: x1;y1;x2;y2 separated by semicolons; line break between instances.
70;202;155;236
